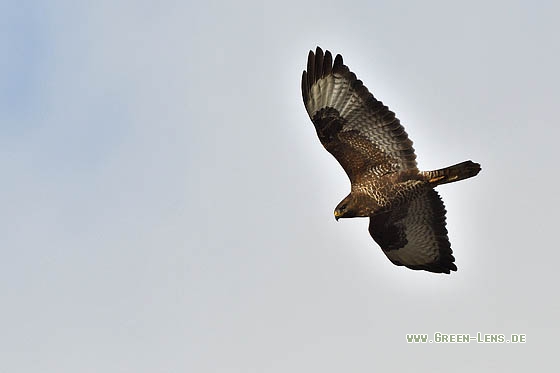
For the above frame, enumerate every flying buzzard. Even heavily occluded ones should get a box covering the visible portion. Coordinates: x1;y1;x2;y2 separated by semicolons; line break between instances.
302;47;480;274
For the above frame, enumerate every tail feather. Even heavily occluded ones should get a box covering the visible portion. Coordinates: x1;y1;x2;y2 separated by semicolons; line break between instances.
423;161;481;186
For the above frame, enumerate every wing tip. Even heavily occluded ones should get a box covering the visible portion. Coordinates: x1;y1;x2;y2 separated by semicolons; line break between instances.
302;46;339;109
303;46;339;84
402;260;458;274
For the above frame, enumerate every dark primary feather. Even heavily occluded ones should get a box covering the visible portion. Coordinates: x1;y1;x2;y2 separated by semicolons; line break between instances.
302;47;417;182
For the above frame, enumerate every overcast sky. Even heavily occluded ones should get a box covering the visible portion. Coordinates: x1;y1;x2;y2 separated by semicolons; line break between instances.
2;0;559;371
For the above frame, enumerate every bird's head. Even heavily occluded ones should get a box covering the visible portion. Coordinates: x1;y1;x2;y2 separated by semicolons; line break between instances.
334;194;360;221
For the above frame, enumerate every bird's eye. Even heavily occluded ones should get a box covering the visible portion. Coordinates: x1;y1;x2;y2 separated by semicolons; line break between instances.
340;204;346;211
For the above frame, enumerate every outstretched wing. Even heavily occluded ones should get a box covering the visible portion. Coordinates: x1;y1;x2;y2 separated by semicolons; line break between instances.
368;189;456;274
302;47;417;182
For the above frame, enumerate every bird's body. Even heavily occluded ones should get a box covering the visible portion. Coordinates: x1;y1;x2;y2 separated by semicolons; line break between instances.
301;47;480;274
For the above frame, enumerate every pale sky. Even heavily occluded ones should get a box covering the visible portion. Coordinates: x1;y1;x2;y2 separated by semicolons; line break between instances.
2;0;559;371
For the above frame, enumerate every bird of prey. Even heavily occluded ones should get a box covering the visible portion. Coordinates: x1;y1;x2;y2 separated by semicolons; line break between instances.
301;47;480;274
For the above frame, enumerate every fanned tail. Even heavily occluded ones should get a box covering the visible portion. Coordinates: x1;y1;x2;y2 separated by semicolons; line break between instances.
423;161;481;186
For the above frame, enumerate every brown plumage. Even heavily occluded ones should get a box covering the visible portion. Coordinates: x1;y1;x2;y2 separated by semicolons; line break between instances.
302;47;481;274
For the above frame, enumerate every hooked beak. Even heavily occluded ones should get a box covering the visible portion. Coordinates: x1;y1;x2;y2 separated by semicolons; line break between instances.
334;210;341;221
